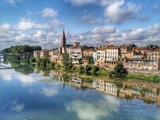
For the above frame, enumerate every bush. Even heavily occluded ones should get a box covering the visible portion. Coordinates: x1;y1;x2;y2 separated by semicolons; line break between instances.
85;65;92;74
111;63;128;78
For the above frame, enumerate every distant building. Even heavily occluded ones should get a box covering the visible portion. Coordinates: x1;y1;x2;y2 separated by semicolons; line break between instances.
105;45;121;67
96;46;106;67
33;50;41;59
67;42;82;64
40;50;51;58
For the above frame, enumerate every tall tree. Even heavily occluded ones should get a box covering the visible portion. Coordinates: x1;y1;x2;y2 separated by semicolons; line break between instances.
112;63;128;78
62;53;73;70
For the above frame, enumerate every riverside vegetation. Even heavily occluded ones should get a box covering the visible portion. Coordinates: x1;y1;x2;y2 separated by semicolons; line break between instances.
3;45;160;82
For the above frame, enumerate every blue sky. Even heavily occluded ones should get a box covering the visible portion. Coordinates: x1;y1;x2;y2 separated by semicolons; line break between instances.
0;0;160;50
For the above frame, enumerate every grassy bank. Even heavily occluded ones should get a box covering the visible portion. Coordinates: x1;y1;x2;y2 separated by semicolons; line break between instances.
126;74;160;82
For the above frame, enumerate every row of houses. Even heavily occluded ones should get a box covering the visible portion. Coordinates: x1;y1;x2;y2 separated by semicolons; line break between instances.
33;43;160;71
33;30;160;71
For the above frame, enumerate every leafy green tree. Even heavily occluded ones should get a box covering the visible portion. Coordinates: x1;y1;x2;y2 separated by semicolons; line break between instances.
87;56;94;64
91;65;99;75
111;63;128;78
85;65;92;74
79;58;83;64
30;57;36;63
62;53;73;70
37;57;50;69
79;66;84;74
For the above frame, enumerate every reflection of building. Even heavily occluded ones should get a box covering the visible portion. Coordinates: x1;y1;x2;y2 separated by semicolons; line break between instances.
96;80;118;96
40;70;49;76
157;94;160;107
105;82;118;96
49;70;63;81
69;77;82;89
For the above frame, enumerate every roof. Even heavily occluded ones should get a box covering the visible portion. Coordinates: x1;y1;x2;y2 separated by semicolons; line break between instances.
135;47;146;50
106;45;120;49
152;47;160;52
41;50;52;52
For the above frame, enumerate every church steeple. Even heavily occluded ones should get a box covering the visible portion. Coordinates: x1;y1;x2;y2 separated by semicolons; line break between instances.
61;29;66;48
60;29;66;54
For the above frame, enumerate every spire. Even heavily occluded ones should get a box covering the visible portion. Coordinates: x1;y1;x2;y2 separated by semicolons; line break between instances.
61;29;66;48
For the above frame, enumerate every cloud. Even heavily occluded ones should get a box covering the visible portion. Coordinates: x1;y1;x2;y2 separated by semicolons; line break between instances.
0;69;51;85
3;0;22;5
104;0;140;24
15;18;63;31
66;101;108;120
0;23;12;30
41;8;58;18
42;87;58;97
65;0;96;6
10;101;25;112
81;14;101;24
67;23;160;47
91;26;116;34
66;96;120;120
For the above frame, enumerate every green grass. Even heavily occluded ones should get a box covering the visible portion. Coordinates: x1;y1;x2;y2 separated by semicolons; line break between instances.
126;74;160;82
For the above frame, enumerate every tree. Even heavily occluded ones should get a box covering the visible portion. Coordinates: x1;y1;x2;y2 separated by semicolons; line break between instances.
79;66;84;74
111;63;128;78
87;56;94;64
62;53;73;70
30;57;36;63
91;65;99;75
85;65;92;74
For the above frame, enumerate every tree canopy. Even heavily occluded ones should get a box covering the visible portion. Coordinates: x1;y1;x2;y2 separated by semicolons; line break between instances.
110;63;128;78
2;45;42;54
62;53;73;70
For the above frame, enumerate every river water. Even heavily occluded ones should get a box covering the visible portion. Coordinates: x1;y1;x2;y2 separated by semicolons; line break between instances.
0;65;160;120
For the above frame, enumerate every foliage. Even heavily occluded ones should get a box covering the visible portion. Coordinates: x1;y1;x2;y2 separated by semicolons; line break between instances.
62;53;73;70
79;58;83;64
110;63;128;78
127;74;160;82
79;66;85;74
87;56;94;64
3;45;41;54
91;65;99;74
85;65;92;74
30;57;36;63
37;57;51;69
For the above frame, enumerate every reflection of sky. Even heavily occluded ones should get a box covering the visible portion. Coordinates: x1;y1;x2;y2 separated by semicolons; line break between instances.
0;69;160;120
66;95;120;120
0;69;51;85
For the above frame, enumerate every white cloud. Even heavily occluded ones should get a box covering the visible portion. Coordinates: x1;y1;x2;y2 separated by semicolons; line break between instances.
15;18;63;31
0;23;12;30
66;101;108;120
3;0;22;5
91;26;116;34
10;101;25;112
104;0;140;23
41;8;58;18
42;87;58;97
15;18;35;30
66;96;120;120
81;14;101;24
65;0;96;6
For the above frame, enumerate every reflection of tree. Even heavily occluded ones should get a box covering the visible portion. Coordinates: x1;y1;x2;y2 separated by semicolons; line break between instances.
6;56;34;75
11;62;34;75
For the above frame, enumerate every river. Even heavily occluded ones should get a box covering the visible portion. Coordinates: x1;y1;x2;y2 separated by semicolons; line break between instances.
0;64;160;120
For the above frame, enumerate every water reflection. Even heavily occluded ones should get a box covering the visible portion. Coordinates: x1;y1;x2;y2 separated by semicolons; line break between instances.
0;66;160;120
45;69;160;107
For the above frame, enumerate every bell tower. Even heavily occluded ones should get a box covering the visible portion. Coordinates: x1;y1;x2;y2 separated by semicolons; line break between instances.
60;29;66;54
